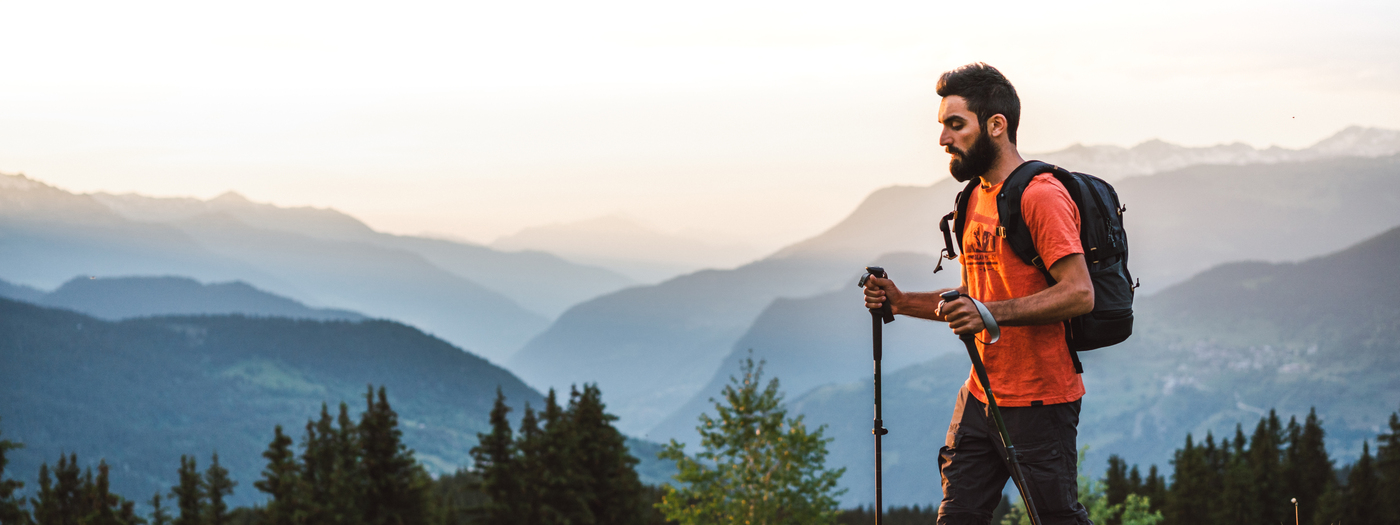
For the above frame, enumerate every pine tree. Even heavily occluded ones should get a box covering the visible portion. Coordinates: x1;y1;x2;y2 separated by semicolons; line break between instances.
515;403;545;525
471;388;521;525
569;383;647;525
1142;465;1166;514
537;388;588;525
1102;455;1129;525
301;404;337;525
1340;441;1380;525
1292;408;1333;524
1377;409;1400;525
359;386;429;525
171;455;206;525
657;357;845;525
1216;425;1254;525
204;453;236;525
254;425;304;525
331;402;365;525
149;493;171;525
46;453;84;524
1165;434;1210;525
1249;411;1285;525
31;464;56;525
0;421;28;525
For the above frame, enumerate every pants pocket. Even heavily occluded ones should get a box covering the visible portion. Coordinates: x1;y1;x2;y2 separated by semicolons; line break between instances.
1013;440;1077;514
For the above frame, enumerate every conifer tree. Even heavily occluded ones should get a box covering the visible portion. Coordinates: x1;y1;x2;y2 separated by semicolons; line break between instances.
471;388;520;525
1377;410;1400;525
204;453;236;525
537;388;588;525
569;383;646;525
254;425;304;525
171;455;206;525
658;358;845;525
1249;411;1285;525
1292;408;1333;524
1216;425;1254;525
1340;441;1380;525
43;453;84;524
1103;455;1130;524
515;403;545;525
301;404;337;525
359;386;429;525
1165;434;1210;525
1142;466;1166;514
332;402;365;525
149;493;171;525
31;464;56;525
0;422;27;525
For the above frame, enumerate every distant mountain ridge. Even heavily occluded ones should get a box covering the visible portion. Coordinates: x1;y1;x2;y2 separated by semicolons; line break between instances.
1036;126;1400;179
0;275;365;321
0;175;638;361
490;214;763;284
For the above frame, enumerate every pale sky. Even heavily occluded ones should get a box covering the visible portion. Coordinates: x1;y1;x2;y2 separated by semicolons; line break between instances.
3;0;1398;252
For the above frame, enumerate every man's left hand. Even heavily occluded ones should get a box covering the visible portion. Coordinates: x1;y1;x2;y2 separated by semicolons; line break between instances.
940;296;985;336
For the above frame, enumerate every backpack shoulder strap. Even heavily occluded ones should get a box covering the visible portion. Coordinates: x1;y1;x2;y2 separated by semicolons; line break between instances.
996;161;1055;271
936;180;979;273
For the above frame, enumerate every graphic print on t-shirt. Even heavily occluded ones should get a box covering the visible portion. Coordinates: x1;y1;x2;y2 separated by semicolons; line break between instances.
962;212;1000;270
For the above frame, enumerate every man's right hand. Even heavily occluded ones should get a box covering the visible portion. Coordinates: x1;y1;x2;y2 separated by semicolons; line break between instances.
863;276;903;315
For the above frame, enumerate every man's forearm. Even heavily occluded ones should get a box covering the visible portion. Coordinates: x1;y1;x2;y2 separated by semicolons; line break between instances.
984;276;1093;326
893;289;958;322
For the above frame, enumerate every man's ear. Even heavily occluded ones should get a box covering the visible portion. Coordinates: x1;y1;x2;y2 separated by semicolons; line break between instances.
986;114;1008;139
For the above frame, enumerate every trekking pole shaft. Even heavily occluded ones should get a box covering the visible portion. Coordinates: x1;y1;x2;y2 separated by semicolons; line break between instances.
872;309;884;525
960;334;1042;525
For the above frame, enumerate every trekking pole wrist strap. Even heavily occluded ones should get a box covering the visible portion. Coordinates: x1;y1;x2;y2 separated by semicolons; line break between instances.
940;291;1000;344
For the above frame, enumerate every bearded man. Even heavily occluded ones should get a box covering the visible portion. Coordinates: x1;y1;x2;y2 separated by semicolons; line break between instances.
862;63;1096;525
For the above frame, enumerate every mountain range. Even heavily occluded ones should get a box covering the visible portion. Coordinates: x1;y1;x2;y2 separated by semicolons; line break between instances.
0;176;637;362
514;152;1400;437
0;275;365;321
1035;126;1400;179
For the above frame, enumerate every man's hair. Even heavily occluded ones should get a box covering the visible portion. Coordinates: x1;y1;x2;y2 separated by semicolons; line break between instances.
936;63;1021;144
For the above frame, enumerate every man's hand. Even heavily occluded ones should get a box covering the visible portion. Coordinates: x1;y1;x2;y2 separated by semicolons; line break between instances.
863;276;904;314
939;296;985;336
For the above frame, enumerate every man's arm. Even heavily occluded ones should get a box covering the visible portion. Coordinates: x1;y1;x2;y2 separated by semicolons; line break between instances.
942;253;1093;335
863;278;960;322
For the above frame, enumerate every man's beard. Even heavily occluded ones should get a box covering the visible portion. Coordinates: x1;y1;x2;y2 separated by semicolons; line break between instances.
948;129;998;183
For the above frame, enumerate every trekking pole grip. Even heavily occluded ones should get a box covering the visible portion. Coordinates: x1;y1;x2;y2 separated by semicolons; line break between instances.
859;266;895;324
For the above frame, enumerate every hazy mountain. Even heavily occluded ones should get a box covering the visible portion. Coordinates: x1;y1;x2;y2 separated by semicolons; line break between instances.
0;275;365;321
491;214;763;284
791;226;1400;507
1035;126;1400;180
517;153;1400;438
0;298;542;508
92;191;634;319
1;174;637;361
0;298;677;508
648;252;963;445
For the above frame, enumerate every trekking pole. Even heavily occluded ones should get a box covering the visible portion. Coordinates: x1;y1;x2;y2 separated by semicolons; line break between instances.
858;266;894;524
940;290;1042;525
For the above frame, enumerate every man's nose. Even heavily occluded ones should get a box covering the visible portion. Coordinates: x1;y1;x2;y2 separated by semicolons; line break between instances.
938;129;953;147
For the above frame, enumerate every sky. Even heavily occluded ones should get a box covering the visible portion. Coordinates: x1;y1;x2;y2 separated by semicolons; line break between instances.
2;0;1398;253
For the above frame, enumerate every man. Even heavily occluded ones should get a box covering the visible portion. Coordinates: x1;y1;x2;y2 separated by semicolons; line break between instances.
862;63;1095;525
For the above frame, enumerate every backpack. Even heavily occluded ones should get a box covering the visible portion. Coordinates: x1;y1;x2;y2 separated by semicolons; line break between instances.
936;160;1137;372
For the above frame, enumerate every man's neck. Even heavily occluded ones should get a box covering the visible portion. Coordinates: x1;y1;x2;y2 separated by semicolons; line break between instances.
978;148;1027;187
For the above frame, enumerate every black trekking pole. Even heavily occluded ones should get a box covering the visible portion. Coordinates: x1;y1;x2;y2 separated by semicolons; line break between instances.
858;266;894;524
939;290;1043;525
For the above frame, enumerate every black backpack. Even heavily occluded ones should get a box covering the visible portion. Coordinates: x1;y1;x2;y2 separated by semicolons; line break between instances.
936;160;1137;372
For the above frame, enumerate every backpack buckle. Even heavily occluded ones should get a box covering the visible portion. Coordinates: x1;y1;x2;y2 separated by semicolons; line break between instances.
996;226;1006;238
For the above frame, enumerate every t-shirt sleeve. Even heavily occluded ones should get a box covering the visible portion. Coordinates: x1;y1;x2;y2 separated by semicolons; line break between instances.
1021;173;1082;269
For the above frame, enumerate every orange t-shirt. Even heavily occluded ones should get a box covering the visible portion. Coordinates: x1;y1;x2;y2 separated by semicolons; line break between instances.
960;172;1085;407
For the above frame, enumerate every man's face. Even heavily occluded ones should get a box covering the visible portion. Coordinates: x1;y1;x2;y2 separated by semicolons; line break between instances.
939;95;998;183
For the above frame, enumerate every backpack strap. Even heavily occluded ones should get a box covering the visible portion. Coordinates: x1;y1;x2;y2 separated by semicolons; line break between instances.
935;179;979;273
995;161;1055;274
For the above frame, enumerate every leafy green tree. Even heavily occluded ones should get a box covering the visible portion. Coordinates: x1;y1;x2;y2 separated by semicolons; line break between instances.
359;385;430;525
657;357;845;525
254;425;304;525
569;383;647;525
204;453;236;525
171;455;206;525
0;421;28;525
149;493;171;525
